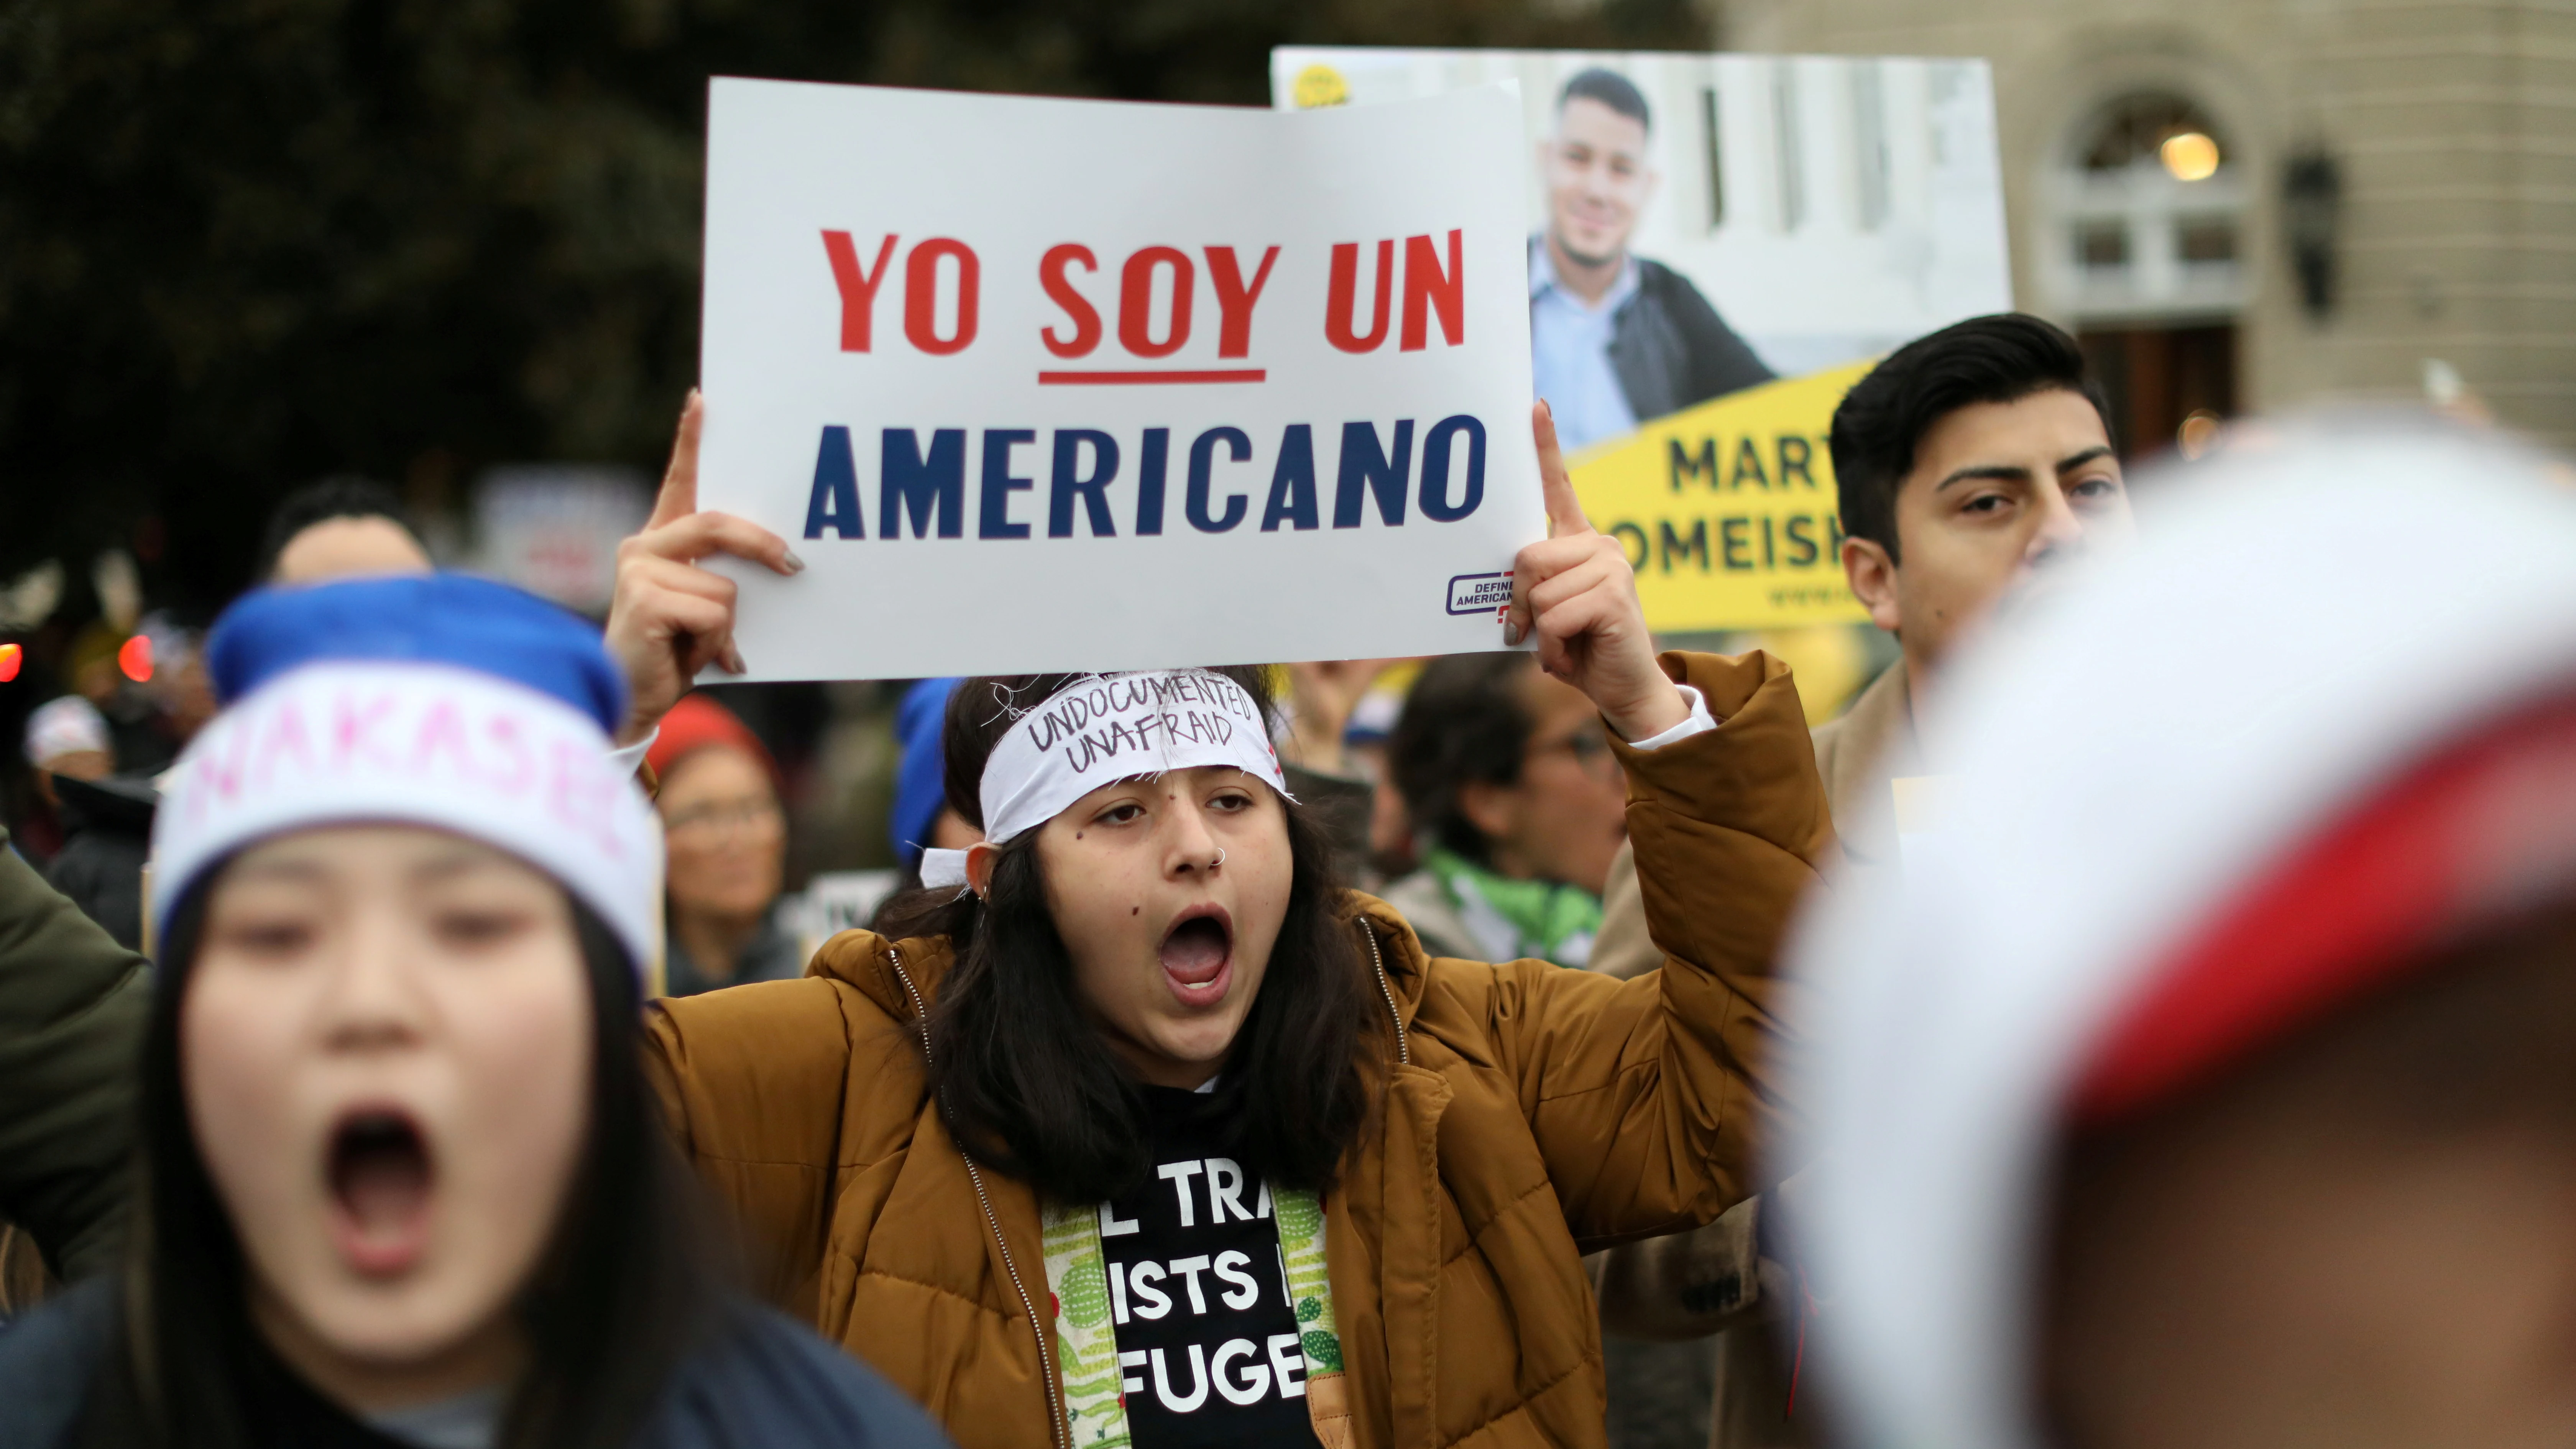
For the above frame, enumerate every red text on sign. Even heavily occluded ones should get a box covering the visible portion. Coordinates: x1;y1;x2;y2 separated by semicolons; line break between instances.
822;232;981;355
821;232;898;351
1120;248;1193;358
1040;245;1104;358
1326;230;1464;354
1039;245;1283;362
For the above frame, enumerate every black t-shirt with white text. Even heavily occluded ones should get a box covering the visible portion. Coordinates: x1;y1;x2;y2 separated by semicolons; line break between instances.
1099;1087;1322;1449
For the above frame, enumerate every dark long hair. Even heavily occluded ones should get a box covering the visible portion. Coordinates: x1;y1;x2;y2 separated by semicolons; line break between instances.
876;667;1384;1206
1388;652;1541;866
85;884;724;1449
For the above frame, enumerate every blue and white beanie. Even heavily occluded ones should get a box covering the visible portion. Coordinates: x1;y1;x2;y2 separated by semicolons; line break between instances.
150;575;663;969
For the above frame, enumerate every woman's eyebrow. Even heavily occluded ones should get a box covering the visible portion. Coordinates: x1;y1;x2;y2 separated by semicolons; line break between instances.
226;855;332;884
411;850;507;884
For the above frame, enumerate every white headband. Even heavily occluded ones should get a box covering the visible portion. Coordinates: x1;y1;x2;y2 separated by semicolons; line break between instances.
920;670;1291;890
151;661;664;971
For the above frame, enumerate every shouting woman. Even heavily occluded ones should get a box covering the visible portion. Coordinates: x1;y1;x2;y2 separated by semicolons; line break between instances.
643;405;1832;1449
0;576;949;1449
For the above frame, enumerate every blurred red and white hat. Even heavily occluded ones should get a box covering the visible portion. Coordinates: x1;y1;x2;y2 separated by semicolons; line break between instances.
24;694;109;767
1785;418;2576;1449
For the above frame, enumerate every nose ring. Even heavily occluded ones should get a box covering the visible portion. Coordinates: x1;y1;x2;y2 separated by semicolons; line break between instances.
1213;848;1227;869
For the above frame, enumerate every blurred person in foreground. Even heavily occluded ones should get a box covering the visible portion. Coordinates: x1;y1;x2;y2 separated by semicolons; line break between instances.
1533;67;1773;452
30;670;162;948
649;694;802;997
23;696;112;803
1794;420;2576;1449
0;391;796;1318
258;477;435;584
1586;313;2130;1449
18;694;114;872
0;575;949;1447
1381;650;1633;967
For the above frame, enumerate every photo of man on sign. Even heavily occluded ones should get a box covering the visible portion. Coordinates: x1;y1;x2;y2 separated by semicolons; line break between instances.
1277;48;2013;439
1529;68;1773;452
1276;46;2015;635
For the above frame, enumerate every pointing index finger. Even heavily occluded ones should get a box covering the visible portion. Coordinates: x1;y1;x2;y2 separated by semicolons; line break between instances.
1534;400;1594;539
647;390;705;529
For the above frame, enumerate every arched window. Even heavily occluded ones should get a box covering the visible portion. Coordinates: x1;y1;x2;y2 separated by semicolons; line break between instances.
2042;91;2248;320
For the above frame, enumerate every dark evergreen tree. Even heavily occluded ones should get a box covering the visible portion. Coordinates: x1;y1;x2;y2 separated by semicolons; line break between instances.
0;0;1708;608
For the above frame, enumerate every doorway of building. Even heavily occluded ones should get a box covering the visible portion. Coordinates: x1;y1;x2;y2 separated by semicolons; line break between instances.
2078;322;2239;460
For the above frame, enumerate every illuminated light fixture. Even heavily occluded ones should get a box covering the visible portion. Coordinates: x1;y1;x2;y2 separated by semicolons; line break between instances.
2160;131;2221;182
118;633;152;683
0;642;18;682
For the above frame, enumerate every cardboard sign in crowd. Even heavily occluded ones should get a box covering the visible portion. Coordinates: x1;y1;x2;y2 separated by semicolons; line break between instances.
696;79;1545;682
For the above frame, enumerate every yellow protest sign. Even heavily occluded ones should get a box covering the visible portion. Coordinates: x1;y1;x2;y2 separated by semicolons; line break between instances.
1572;360;1875;632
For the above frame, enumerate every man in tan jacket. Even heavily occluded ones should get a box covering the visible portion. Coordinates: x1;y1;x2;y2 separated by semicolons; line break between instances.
1587;315;2135;1447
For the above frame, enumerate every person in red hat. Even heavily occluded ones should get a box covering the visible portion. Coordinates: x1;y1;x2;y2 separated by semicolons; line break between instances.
646;695;801;997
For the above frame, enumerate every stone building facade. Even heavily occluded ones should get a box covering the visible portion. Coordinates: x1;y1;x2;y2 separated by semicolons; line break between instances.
1721;0;2576;455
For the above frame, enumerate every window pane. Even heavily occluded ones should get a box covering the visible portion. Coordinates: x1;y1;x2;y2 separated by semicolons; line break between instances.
2177;219;2237;263
2077;222;2130;269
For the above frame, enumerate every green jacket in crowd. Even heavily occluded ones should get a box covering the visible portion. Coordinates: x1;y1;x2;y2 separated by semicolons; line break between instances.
0;830;147;1285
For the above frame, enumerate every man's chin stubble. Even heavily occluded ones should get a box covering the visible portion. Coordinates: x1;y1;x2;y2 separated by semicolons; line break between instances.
1551;229;1622;272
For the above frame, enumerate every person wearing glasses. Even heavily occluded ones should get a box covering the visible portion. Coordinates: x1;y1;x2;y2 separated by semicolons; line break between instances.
646;695;799;997
1378;652;1632;968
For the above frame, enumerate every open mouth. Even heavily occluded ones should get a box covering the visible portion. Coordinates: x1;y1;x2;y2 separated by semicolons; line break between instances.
1158;906;1235;1007
325;1107;434;1278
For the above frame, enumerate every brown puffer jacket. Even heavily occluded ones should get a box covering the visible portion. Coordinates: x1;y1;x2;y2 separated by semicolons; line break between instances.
642;651;1830;1449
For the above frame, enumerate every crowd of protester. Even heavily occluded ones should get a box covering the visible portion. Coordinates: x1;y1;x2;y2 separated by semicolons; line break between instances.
0;310;2569;1449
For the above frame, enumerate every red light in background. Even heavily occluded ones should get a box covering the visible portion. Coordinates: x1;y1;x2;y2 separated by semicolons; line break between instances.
0;643;18;683
118;634;152;683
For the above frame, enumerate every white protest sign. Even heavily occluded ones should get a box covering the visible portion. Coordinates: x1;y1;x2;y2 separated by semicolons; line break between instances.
698;78;1542;682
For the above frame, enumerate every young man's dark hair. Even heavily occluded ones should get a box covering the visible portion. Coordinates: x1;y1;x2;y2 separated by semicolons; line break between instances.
1388;652;1538;866
1828;314;2114;562
1559;67;1651;132
254;476;425;580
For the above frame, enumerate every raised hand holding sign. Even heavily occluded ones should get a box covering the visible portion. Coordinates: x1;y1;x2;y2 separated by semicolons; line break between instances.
1507;401;1690;743
603;391;802;744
